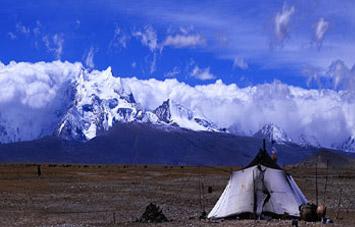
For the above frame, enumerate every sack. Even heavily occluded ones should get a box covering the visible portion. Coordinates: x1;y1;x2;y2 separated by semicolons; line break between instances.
299;203;318;222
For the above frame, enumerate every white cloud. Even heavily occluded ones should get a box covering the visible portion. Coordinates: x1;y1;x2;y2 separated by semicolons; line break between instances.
15;21;41;36
42;33;64;59
191;65;216;80
162;34;205;48
12;21;67;59
12;21;66;59
7;32;16;40
133;26;159;74
314;17;329;49
84;47;96;69
132;25;158;52
16;22;30;35
33;20;42;36
149;53;157;74
125;77;355;147
178;26;194;35
164;67;180;78
11;20;42;47
327;60;355;90
75;20;81;29
274;3;295;44
233;57;248;70
304;60;355;91
0;61;82;142
0;61;354;147
109;25;130;50
302;65;323;87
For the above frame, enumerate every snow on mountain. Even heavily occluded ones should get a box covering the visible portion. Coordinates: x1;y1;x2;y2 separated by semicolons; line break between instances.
295;134;321;148
57;67;161;141
153;99;220;132
0;61;222;143
57;68;220;141
253;123;292;144
337;136;355;152
1;61;354;147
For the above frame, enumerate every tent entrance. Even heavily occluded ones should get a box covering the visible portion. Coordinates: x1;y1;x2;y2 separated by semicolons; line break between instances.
254;165;271;218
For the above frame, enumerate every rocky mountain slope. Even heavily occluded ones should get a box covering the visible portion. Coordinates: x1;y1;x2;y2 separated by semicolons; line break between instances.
253;123;292;144
0;122;319;166
337;136;355;152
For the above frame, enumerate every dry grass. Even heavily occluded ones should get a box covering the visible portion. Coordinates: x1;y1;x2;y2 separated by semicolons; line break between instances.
0;164;353;226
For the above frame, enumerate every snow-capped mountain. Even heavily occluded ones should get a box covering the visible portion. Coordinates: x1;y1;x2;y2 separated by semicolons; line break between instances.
253;123;292;144
337;136;355;152
57;68;159;141
0;64;222;144
154;99;220;132
295;134;321;148
0;61;354;150
57;68;220;141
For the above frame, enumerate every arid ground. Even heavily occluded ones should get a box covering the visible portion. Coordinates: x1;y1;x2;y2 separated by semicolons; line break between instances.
0;164;353;226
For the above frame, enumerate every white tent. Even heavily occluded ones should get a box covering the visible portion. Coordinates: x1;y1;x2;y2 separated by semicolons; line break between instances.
208;147;308;219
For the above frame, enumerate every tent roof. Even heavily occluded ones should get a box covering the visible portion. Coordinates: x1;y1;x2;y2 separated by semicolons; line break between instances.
244;148;281;170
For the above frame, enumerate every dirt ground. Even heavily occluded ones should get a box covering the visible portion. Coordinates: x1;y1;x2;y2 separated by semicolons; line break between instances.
0;164;353;226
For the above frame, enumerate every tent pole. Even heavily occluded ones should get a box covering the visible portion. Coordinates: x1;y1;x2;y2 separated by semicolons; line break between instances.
201;178;206;213
198;166;206;214
253;170;257;219
263;139;266;151
316;160;318;207
198;167;202;212
323;160;329;205
335;188;343;219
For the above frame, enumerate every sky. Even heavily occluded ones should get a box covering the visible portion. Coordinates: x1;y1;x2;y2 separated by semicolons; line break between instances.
1;0;354;88
0;1;354;148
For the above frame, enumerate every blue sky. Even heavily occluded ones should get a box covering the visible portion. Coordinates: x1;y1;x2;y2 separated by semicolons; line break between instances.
0;0;354;88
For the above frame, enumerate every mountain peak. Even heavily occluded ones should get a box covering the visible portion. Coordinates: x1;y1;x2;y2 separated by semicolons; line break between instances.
154;99;220;132
154;99;172;123
296;134;321;148
253;123;291;144
338;136;355;152
56;70;151;141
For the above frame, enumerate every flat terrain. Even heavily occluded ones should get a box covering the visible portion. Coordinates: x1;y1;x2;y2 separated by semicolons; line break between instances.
0;164;353;226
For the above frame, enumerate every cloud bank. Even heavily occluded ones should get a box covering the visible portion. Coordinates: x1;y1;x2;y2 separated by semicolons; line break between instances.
0;61;354;147
0;61;81;142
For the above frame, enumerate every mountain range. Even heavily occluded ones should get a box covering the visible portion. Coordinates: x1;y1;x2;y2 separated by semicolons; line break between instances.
0;65;354;165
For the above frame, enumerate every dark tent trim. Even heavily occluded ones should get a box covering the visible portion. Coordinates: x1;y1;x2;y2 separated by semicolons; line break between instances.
243;148;281;170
